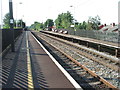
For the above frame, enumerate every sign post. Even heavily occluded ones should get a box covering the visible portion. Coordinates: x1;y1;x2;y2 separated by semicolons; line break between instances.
9;0;15;52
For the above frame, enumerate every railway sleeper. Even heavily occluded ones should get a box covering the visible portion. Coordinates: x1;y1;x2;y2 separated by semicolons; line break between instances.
79;83;98;89
60;58;69;61
72;66;80;69
82;77;99;81
88;81;102;86
76;69;85;73
66;61;75;64
82;73;92;78
36;32;118;89
79;71;87;75
62;65;71;69
65;68;75;72
34;32;118;87
67;62;77;66
89;84;109;89
68;72;79;76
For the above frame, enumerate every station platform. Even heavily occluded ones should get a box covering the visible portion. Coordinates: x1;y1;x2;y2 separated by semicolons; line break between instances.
2;31;80;89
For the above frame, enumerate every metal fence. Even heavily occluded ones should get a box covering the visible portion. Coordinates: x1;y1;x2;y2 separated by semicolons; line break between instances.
1;29;23;52
66;29;119;43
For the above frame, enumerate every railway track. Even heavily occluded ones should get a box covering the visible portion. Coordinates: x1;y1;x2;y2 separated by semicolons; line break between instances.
37;32;119;70
31;31;119;89
41;31;120;57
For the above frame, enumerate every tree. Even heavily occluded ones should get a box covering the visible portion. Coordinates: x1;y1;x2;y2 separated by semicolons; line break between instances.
32;22;40;30
44;19;54;30
55;11;73;29
55;14;62;28
3;13;26;29
86;22;93;30
30;21;44;30
39;23;44;29
77;21;87;30
88;15;101;30
3;13;10;28
17;19;26;28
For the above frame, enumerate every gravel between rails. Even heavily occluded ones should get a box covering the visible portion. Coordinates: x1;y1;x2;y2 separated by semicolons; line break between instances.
34;32;119;88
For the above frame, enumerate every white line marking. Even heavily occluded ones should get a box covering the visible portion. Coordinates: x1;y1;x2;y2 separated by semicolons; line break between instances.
31;32;83;89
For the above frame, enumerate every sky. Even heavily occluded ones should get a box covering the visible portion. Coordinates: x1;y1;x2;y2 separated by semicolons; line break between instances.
0;0;119;26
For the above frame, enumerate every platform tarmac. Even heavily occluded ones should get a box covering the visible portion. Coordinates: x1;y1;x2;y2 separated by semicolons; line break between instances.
2;31;81;89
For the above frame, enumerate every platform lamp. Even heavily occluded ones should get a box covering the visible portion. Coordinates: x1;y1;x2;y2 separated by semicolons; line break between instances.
9;0;15;52
70;5;76;35
16;2;23;28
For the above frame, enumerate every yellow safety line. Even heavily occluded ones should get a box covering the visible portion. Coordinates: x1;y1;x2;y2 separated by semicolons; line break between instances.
26;31;34;89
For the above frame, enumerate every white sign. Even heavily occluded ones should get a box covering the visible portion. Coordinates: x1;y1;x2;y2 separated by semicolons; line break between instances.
10;19;14;24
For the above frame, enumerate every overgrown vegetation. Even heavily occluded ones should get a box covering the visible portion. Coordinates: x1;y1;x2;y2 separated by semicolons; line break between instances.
3;13;10;28
30;19;54;31
3;13;26;29
3;11;101;30
29;11;101;31
55;11;73;29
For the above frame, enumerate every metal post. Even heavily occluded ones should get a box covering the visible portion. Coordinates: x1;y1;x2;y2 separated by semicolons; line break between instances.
73;6;75;35
9;0;15;52
70;5;76;35
21;19;22;28
16;2;23;28
0;0;3;29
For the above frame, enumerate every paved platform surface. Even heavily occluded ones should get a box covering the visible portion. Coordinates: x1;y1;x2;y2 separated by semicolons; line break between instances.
2;31;76;89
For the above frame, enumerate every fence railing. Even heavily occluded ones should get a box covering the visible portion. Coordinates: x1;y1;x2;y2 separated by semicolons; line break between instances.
1;29;23;52
66;29;119;43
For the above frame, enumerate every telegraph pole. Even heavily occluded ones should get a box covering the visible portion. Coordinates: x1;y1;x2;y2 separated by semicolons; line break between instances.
9;0;15;52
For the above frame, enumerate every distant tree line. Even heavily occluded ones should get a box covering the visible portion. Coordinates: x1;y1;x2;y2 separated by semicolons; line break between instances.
30;19;54;30
2;11;101;30
29;11;101;31
75;15;101;30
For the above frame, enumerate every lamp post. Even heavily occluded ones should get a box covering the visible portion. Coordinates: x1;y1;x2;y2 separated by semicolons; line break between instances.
9;0;14;52
16;2;22;28
70;5;76;35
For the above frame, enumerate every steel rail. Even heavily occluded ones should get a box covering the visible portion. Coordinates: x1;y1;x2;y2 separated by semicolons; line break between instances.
32;32;118;89
39;32;119;71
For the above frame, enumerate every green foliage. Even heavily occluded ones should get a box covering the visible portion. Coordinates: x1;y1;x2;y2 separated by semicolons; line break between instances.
76;21;87;30
86;22;93;30
29;19;54;30
82;21;87;30
29;13;101;31
75;15;101;30
16;19;26;28
55;11;73;29
3;13;26;29
30;21;44;30
3;13;10;28
88;15;101;30
44;19;54;28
